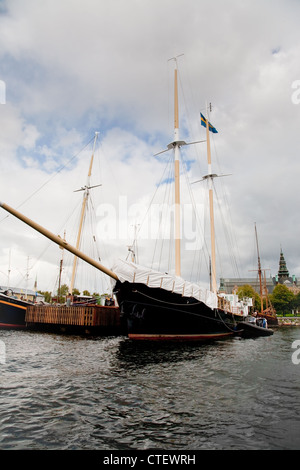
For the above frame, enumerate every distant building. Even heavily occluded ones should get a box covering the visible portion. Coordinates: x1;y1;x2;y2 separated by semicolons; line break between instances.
273;249;300;293
219;276;276;295
219;249;299;295
0;286;45;303
277;248;290;282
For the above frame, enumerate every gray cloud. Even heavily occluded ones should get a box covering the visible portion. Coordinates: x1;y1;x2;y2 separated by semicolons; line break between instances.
0;0;299;293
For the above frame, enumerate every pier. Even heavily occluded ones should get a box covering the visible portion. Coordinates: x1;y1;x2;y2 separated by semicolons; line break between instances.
25;304;122;335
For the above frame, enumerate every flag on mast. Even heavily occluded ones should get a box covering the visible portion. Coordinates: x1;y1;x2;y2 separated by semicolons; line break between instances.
200;113;218;133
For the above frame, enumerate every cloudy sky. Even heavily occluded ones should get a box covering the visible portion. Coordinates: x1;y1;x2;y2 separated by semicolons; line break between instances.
0;0;299;296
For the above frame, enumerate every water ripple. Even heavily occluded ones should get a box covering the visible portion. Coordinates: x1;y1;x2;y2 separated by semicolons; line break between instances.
0;329;300;449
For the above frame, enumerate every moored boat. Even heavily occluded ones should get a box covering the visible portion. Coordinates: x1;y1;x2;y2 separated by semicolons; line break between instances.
235;316;274;338
0;291;30;329
111;59;249;341
112;260;245;341
254;223;278;327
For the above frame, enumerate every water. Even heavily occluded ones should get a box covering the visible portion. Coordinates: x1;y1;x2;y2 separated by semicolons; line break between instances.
0;327;300;451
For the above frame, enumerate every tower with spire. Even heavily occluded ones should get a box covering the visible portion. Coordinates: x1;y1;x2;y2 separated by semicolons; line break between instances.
277;248;289;282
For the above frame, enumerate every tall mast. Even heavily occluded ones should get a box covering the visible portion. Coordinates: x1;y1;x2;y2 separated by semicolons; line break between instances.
173;61;181;277
153;56;196;276
69;132;99;294
58;230;66;303
263;269;268;310
205;106;217;294
255;222;264;313
7;248;11;290
25;256;29;300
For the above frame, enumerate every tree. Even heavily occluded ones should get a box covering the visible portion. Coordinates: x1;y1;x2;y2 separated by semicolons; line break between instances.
59;283;69;296
57;283;69;303
237;284;261;311
38;290;52;303
270;284;294;316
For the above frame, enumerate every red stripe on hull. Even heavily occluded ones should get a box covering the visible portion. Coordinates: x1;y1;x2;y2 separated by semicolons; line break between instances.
0;323;26;329
128;332;233;341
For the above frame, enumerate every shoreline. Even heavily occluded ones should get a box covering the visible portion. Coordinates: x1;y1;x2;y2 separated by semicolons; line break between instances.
277;316;300;327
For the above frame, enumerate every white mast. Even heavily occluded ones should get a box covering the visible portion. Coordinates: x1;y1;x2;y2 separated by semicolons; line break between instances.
25;256;29;300
158;57;183;277
194;107;229;293
173;60;181;277
154;56;204;277
204;105;217;294
7;248;11;290
69;132;100;294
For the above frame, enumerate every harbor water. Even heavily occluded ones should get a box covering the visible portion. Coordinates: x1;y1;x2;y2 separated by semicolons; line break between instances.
0;327;300;451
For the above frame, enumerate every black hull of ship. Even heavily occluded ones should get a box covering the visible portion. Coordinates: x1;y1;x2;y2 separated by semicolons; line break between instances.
114;281;240;341
0;293;28;329
236;321;274;338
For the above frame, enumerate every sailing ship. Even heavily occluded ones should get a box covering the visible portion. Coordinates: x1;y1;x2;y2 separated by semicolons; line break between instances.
0;60;250;340
111;60;247;340
254;223;278;327
25;133;120;334
0;255;36;329
0;134;119;332
0;290;30;329
68;131;102;303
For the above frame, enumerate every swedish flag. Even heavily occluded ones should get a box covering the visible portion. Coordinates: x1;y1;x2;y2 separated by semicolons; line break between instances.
200;113;218;133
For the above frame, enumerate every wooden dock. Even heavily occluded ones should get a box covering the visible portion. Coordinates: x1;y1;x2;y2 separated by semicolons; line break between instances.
25;304;123;335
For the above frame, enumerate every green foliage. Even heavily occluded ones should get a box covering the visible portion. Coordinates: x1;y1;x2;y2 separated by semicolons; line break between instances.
38;286;107;304
270;284;295;315
57;283;70;303
237;284;261;311
37;290;52;303
59;284;69;296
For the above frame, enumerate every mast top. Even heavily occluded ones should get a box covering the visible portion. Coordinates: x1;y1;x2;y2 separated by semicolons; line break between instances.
168;54;184;66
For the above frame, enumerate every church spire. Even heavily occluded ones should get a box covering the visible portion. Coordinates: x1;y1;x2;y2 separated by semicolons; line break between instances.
278;248;289;281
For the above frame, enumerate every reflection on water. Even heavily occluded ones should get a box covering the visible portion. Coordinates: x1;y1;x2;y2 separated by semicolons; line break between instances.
0;328;300;450
117;337;215;367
